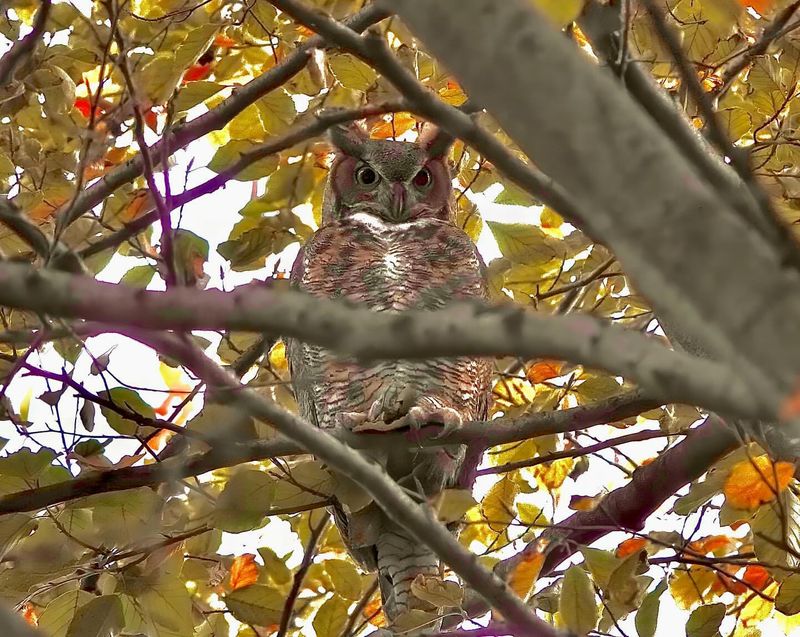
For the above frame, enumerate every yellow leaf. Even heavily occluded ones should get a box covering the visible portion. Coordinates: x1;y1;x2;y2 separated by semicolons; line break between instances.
530;0;582;26
268;341;288;372
535;457;574;491
481;476;519;532
370;113;417;139
19;388;32;422
410;575;464;608
724;455;794;510
434;489;477;523
670;567;716;610
740;582;778;626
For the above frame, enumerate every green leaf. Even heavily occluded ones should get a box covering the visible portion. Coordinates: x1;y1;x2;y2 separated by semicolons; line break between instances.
328;54;377;91
0;447;56;480
776;574;800;615
225;585;285;626
208;140;279;181
66;595;125;637
139;52;184;104
120;264;156;288
97;387;157;436
139;572;194;637
325;559;363;601
559;566;599;636
531;0;582;26
214;468;275;532
753;489;800;577
40;590;93;637
685;603;725;637
635;578;667;637
313;595;350;637
494;181;538;206
218;212;311;271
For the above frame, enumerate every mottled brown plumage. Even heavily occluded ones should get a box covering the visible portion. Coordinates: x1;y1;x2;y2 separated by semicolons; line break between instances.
287;122;491;624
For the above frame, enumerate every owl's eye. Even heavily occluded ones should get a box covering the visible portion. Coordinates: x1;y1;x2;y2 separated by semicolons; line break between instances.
413;168;432;188
355;166;380;186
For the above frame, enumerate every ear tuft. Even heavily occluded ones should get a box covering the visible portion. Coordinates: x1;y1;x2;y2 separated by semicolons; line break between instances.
418;123;455;159
328;122;369;157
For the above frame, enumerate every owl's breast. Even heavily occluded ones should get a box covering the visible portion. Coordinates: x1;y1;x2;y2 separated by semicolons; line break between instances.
296;212;485;311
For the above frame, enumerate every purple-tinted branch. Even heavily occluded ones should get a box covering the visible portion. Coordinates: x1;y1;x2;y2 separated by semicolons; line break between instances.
79;101;408;259
0;0;52;87
475;428;674;477
53;2;391;232
452;416;740;624
0;262;766;420
109;8;178;286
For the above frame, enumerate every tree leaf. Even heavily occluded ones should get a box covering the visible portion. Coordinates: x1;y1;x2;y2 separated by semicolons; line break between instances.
208;140;279;181
776;574;800;615
685;603;725;637
39;590;94;637
225;585;285;626
434;489;477;523
328;54;377;91
635;578;667;637
486;221;559;265
480;475;519;532
559;565;599;636
325;559;363;601
97;387;157;436
229;553;260;591
65;595;125;637
312;595;350;637
214;468;275;533
410;575;464;608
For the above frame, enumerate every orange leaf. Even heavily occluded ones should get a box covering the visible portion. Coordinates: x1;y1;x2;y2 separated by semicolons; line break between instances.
742;565;772;591
508;540;546;600
28;196;68;223
615;538;648;559
738;0;775;13
183;62;212;84
568;494;600;512
121;189;152;222
21;603;38;626
74;97;92;118
723;455;795;510
526;360;563;384
370;113;417;139
362;594;387;627
229;553;260;591
214;34;237;48
690;534;734;555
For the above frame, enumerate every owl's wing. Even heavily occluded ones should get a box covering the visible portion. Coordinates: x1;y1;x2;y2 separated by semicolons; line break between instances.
286;242;322;429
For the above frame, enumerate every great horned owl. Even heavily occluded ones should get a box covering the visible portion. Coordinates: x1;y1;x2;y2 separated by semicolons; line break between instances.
287;121;491;624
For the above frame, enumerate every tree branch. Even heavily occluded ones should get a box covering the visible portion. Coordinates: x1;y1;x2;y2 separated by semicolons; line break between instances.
115;330;559;635
387;0;800;411
268;0;594;234
78;102;409;259
0;387;657;514
51;2;391;232
0;0;52;87
0;262;770;421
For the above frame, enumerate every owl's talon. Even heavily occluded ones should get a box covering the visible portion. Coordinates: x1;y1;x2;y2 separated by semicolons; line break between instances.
340;411;368;429
406;405;463;438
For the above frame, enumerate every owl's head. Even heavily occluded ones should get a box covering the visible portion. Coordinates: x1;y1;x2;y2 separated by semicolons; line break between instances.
322;121;454;225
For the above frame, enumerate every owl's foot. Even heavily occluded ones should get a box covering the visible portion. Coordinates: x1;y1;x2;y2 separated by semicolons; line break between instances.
339;411;368;429
404;399;464;438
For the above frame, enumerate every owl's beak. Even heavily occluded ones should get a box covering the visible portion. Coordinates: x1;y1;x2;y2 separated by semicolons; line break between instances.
390;182;407;220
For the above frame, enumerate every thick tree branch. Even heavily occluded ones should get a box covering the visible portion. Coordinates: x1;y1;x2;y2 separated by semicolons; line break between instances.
388;0;800;413
454;416;740;623
269;0;594;234
0;262;769;421
51;1;391;231
0;0;52;87
0;388;658;514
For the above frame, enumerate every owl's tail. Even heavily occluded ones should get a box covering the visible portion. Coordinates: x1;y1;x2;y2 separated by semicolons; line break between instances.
376;520;439;623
